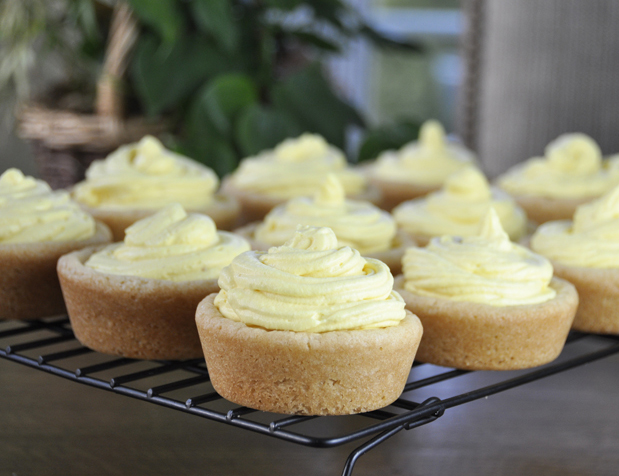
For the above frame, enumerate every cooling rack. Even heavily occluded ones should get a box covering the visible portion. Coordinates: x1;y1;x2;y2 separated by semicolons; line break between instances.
1;316;618;476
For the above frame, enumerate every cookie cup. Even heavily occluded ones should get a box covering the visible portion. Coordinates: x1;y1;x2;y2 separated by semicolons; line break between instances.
0;221;112;320
195;294;423;415
551;261;619;334
235;223;415;276
221;178;382;226
57;247;219;360
81;193;240;241
367;175;439;211
401;231;433;248
394;276;578;370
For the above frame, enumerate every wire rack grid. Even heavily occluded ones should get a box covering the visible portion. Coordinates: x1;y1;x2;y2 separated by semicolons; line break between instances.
1;316;618;476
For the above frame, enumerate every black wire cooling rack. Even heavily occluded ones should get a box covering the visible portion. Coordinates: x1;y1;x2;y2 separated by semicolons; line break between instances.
1;316;618;476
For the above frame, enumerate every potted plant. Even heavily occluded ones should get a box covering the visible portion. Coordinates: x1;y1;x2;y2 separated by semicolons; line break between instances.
2;1;167;188
1;0;423;187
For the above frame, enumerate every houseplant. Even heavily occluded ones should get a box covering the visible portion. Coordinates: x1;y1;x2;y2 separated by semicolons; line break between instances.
2;0;167;188
1;0;423;186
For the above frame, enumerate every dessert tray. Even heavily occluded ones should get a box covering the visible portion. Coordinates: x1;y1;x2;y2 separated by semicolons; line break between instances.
1;316;618;476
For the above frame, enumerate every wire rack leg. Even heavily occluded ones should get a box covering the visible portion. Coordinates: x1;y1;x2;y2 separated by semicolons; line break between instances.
340;397;445;476
341;425;405;476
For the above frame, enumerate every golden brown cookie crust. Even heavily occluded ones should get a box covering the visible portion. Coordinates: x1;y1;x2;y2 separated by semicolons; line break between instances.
394;276;578;370
404;232;431;247
57;247;219;360
551;261;619;334
0;221;112;320
81;193;241;241
221;177;382;226
367;174;439;211
235;223;414;276
510;194;593;224
195;294;423;415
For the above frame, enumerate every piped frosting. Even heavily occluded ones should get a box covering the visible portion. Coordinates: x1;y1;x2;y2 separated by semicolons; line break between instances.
371;120;476;186
73;136;219;210
393;167;527;241
85;204;249;281
531;185;619;268
0;168;95;243
498;133;619;199
254;174;396;253
228;134;366;199
402;209;556;306
214;226;406;332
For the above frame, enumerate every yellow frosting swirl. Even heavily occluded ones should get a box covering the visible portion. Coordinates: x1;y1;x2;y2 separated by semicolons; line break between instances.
372;120;476;186
214;226;406;332
85;204;249;281
228;133;366;199
531;185;619;268
402;209;556;306
73;136;219;210
498;133;619;199
254;174;396;253
393;167;527;241
0;168;95;243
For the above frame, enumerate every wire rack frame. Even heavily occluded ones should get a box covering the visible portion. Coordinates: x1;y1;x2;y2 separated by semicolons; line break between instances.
1;316;618;476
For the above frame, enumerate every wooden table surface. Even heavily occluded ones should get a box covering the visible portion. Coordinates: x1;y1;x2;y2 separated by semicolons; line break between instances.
1;338;618;476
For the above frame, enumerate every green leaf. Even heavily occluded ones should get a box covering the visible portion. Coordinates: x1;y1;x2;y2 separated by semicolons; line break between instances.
181;76;257;176
283;29;341;53
195;74;258;137
181;134;239;177
191;0;239;52
271;64;363;148
309;0;347;30
130;33;231;116
235;104;303;156
357;120;422;162
182;103;239;176
127;0;183;45
210;140;240;176
69;0;101;44
358;23;424;53
262;0;305;10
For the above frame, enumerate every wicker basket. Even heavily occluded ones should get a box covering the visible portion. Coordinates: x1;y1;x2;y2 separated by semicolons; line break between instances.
16;2;166;190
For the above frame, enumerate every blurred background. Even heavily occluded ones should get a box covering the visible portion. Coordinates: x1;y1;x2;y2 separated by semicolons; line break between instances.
4;0;618;185
1;0;461;184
